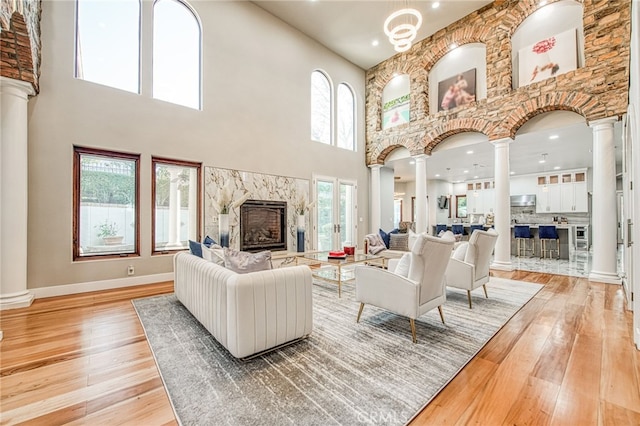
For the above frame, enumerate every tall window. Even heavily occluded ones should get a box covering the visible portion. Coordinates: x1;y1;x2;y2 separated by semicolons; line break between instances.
74;147;140;260
311;70;332;144
153;0;201;109
456;195;468;218
152;158;201;253
337;83;355;151
75;0;140;93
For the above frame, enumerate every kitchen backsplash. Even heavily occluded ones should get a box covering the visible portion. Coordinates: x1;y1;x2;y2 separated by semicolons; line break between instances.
509;207;590;225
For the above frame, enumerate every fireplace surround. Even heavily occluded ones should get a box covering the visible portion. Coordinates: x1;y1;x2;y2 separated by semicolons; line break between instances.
239;200;287;252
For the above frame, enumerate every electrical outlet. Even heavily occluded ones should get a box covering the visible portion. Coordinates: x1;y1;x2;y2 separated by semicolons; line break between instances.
127;265;135;276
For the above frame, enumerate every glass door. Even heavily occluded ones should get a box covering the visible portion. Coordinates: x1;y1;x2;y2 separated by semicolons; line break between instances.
314;176;357;251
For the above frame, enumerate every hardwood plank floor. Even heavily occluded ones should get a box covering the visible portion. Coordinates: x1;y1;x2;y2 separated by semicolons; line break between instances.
1;274;638;425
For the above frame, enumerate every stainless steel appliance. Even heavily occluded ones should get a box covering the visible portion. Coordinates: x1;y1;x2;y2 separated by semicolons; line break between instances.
574;225;589;251
510;194;536;207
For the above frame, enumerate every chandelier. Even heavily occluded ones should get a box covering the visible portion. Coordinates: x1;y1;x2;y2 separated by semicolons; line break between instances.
384;8;423;53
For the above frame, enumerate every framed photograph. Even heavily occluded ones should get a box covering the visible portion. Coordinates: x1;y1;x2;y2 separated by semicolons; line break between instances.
382;93;410;129
437;68;476;112
518;28;578;87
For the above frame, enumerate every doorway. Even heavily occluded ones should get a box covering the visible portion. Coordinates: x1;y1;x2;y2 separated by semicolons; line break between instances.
313;175;357;251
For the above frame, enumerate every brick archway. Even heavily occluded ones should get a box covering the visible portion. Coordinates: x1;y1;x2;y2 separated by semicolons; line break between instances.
1;12;37;91
422;117;493;155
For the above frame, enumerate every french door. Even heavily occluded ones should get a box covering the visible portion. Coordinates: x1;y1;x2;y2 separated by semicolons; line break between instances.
313;175;357;251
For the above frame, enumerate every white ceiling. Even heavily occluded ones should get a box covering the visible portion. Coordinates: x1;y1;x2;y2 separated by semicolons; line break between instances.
252;0;492;69
251;1;623;183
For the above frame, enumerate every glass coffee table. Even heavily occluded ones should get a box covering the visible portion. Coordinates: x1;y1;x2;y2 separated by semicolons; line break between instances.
296;252;385;297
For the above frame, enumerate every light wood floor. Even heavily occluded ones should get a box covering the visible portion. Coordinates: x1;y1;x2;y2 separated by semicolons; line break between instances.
1;272;639;425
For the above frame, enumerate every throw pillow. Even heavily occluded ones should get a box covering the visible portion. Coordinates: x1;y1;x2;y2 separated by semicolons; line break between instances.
389;233;409;251
440;230;456;242
394;253;412;277
188;240;203;258
452;243;469;261
203;235;217;247
223;248;272;274
202;244;225;265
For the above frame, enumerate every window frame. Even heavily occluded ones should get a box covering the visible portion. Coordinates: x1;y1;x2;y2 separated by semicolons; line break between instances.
311;69;333;145
152;0;203;110
73;146;141;261
336;82;356;151
151;156;202;255
456;195;468;218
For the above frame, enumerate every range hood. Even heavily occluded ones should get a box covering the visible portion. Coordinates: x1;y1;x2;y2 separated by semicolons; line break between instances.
510;194;536;207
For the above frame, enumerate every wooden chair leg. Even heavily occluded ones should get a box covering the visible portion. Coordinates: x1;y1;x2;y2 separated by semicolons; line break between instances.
409;318;417;343
482;284;488;298
467;290;473;309
356;303;365;323
437;305;445;324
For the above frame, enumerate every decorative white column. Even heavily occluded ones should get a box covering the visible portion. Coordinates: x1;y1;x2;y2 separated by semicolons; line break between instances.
165;168;182;249
369;164;382;233
491;137;514;271
589;117;622;284
1;77;35;310
413;154;428;234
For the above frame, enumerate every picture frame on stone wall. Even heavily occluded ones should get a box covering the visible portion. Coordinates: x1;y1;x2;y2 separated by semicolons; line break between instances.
517;28;578;88
437;68;477;112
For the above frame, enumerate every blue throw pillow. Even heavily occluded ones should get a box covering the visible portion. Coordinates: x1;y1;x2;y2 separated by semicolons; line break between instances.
189;240;203;257
203;235;217;247
379;228;399;249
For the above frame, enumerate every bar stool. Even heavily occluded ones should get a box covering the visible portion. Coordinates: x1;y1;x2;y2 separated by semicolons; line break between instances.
435;224;448;235
539;225;560;259
452;224;465;241
514;225;535;257
470;224;484;235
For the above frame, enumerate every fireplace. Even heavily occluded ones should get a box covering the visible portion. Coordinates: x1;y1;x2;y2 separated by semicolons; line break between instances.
240;200;287;252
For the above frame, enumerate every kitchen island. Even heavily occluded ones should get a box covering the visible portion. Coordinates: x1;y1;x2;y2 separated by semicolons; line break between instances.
510;224;572;259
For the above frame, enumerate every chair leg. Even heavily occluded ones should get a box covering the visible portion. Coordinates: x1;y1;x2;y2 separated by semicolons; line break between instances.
467;290;473;309
482;284;488;298
409;318;417;343
356;303;365;323
437;305;445;324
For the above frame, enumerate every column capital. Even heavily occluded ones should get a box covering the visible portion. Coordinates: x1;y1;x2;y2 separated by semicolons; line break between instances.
368;164;383;170
411;154;430;161
588;116;618;129
0;76;35;98
490;137;513;147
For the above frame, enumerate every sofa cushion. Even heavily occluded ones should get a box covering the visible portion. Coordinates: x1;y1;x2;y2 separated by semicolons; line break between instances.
452;243;469;261
203;235;217;247
224;248;272;274
202;244;225;265
379;228;398;248
389;233;409;251
189;240;203;257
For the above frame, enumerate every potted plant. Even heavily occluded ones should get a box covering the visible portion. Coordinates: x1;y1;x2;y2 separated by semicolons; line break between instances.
96;220;123;245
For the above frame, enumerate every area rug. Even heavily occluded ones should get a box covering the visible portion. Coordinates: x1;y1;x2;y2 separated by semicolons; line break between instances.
133;278;542;426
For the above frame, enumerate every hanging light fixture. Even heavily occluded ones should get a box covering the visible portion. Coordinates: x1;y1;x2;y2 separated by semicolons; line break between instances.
384;7;423;53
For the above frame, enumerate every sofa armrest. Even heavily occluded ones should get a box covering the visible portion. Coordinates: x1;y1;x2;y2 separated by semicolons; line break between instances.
226;265;313;358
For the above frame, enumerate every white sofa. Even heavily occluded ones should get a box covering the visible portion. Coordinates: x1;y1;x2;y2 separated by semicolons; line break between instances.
174;252;313;359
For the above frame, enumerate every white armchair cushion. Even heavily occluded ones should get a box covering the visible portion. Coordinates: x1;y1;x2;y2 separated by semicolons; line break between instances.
393;253;412;277
452;243;468;261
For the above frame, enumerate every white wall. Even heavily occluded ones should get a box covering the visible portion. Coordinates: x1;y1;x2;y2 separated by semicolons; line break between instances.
380;167;395;231
27;0;367;289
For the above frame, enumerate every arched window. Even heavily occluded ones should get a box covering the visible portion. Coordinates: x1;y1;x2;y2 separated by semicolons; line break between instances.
75;0;140;93
311;70;332;144
337;83;355;151
153;0;201;109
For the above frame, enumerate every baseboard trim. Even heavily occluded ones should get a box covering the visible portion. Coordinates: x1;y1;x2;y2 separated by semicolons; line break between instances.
32;273;174;299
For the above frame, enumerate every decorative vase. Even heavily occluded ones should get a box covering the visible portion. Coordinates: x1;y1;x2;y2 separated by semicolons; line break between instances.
219;213;229;248
297;214;305;253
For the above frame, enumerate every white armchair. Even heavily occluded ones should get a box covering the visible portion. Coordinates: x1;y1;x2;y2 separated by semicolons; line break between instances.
355;234;454;343
444;229;498;308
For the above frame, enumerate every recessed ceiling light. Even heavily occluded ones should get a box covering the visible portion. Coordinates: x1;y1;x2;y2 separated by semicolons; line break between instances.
539;159;546;164
372;40;379;47
554;166;561;170
466;150;473;154
473;175;479;179
432;2;440;8
409;160;415;165
435;174;441;177
549;135;559;140
463;170;469;173
510;171;515;175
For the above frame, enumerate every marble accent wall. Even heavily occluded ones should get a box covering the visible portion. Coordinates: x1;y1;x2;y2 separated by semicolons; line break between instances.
204;167;310;252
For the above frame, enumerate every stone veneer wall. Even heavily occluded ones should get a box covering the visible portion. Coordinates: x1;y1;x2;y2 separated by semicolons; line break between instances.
364;0;631;165
204;167;310;252
1;0;41;92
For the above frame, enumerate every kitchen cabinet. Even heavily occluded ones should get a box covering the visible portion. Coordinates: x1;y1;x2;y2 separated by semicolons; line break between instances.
536;175;561;213
466;180;494;214
536;170;587;213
